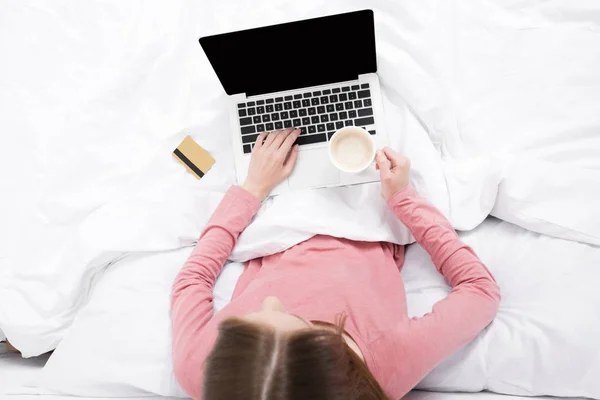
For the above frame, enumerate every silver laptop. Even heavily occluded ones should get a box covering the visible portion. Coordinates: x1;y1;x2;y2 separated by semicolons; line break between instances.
200;9;389;194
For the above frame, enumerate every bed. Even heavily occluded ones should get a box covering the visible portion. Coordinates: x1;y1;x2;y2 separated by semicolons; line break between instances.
1;0;599;399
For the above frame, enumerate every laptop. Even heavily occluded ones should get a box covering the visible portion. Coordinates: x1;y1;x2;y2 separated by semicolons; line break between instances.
200;9;389;194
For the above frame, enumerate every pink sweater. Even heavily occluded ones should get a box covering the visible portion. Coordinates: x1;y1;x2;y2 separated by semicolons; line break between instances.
171;185;500;399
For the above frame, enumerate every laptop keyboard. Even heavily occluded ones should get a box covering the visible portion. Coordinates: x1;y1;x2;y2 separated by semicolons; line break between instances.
237;83;376;154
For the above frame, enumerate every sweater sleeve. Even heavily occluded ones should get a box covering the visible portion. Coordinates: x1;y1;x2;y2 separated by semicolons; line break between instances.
171;185;261;399
386;185;501;398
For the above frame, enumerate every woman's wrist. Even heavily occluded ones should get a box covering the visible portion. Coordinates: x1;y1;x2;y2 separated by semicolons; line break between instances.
386;184;416;206
242;181;269;202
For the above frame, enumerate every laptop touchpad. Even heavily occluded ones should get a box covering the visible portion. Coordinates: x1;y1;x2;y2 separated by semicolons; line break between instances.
289;148;340;189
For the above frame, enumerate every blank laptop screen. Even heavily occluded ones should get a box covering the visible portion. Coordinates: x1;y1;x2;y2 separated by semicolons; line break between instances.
200;10;377;96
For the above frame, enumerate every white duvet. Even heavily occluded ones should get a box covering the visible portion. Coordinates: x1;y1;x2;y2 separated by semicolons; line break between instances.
0;0;599;397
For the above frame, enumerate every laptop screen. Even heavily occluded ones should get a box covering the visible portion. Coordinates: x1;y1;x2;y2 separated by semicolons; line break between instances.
200;10;377;96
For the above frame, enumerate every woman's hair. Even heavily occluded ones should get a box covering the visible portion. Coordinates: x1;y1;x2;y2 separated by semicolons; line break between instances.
203;316;389;400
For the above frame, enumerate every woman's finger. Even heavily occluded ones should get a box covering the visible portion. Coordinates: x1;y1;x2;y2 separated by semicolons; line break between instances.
376;150;392;179
376;150;390;171
280;128;300;153
382;147;406;168
283;145;299;176
271;128;294;149
264;131;278;147
253;132;268;151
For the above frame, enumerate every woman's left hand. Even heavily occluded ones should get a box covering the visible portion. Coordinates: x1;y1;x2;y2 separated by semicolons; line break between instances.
242;128;300;201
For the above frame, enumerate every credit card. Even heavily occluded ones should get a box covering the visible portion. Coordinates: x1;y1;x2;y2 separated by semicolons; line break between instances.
173;136;215;179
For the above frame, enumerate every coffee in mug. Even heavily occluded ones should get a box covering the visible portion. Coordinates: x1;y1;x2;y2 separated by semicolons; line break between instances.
328;127;376;173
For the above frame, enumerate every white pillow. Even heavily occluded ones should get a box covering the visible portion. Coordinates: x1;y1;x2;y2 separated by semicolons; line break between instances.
39;218;600;398
36;248;243;398
405;218;600;398
491;156;600;246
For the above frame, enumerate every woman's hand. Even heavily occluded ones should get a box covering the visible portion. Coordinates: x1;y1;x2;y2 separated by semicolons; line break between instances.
375;147;411;201
242;128;301;201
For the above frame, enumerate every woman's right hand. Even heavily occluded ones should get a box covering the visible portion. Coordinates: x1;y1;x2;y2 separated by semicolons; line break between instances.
375;147;411;201
242;128;300;201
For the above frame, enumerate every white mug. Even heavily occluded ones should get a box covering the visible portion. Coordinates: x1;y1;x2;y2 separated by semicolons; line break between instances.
328;126;376;173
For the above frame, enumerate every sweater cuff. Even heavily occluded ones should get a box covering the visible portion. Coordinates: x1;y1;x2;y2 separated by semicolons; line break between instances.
229;185;263;212
203;185;263;235
386;184;418;209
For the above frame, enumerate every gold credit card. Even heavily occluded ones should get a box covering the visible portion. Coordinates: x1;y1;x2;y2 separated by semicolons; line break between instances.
173;136;215;179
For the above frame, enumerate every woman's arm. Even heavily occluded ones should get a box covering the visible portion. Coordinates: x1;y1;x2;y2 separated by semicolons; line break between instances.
376;149;500;397
389;184;500;393
171;185;261;397
171;128;300;399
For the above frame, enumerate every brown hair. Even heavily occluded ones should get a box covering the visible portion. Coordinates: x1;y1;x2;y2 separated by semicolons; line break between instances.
203;316;390;400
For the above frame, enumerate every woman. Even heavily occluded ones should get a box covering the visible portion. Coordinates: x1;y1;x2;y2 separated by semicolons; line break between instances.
171;128;500;400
